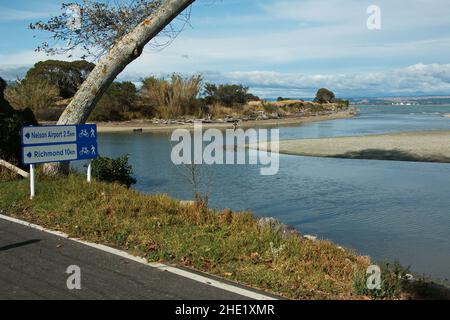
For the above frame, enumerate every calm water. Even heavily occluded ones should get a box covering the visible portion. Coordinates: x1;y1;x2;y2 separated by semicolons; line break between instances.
82;105;450;280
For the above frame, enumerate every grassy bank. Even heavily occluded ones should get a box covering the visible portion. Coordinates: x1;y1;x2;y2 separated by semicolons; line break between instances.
0;175;448;299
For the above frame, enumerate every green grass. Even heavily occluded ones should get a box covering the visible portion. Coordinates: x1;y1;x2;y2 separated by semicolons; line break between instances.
1;174;448;299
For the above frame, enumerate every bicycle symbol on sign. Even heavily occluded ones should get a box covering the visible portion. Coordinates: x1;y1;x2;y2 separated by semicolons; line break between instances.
79;129;89;138
79;147;90;156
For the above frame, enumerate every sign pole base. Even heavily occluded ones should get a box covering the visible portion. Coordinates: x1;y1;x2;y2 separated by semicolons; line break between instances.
87;162;92;183
30;164;35;200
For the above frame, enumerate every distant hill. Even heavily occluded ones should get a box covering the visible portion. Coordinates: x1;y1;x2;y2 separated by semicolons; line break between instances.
349;96;450;106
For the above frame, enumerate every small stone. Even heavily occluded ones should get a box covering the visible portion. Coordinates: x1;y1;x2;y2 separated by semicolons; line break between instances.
304;235;318;241
257;217;301;239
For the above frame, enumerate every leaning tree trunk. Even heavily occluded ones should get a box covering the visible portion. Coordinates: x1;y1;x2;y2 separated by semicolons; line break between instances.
43;0;195;176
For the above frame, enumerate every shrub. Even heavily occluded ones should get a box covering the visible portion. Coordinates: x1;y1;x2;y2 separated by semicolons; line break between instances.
90;155;137;188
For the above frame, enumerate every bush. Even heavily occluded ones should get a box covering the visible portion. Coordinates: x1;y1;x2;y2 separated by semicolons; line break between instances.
90;155;137;188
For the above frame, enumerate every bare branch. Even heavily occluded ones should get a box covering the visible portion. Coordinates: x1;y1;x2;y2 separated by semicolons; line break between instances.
30;0;192;59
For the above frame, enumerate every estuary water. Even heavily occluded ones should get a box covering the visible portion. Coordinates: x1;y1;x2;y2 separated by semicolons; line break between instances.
89;105;450;280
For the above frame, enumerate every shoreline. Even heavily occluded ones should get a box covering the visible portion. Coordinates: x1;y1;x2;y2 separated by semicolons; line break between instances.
253;130;450;163
95;109;356;133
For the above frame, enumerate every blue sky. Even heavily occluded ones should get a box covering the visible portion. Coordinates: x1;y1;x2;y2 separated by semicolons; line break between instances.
1;0;450;98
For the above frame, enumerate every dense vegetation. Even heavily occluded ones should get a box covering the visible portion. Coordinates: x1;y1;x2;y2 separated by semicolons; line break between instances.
25;60;95;99
1;60;351;123
0;77;38;166
139;74;205;119
203;83;259;106
89;82;139;121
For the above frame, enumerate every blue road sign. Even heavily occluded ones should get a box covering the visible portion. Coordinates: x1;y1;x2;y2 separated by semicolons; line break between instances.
22;124;98;165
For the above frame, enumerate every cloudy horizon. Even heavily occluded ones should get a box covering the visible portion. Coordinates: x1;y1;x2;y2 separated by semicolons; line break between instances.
1;0;450;98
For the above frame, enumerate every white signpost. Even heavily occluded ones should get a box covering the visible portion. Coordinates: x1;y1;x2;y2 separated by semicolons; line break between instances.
22;124;98;199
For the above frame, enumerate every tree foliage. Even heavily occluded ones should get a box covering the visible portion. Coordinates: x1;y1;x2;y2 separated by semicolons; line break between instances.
314;88;336;104
26;60;95;98
203;83;259;107
89;81;138;121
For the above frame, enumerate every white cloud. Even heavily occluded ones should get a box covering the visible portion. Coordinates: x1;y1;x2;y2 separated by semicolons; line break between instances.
193;63;450;98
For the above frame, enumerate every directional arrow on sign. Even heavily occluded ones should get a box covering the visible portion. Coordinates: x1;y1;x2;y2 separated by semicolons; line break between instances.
27;152;32;158
25;133;30;139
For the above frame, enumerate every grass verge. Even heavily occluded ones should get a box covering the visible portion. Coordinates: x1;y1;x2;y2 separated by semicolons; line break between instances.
0;174;448;300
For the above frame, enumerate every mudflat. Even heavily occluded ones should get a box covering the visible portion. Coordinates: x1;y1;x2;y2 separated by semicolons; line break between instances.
256;130;450;163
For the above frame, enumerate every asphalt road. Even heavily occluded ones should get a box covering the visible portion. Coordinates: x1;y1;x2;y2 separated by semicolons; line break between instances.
0;218;269;300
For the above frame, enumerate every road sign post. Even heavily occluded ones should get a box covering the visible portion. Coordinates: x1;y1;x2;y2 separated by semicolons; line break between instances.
22;124;99;198
87;162;92;183
30;164;35;200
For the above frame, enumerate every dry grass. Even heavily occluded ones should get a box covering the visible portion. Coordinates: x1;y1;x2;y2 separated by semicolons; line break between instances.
4;79;60;115
0;167;20;182
140;74;203;119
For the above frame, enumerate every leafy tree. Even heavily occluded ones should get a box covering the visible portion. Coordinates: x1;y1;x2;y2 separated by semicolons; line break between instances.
89;81;137;121
203;83;258;107
314;88;336;104
25;60;95;98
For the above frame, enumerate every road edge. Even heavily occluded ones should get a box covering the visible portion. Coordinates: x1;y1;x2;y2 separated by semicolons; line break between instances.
0;213;278;301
